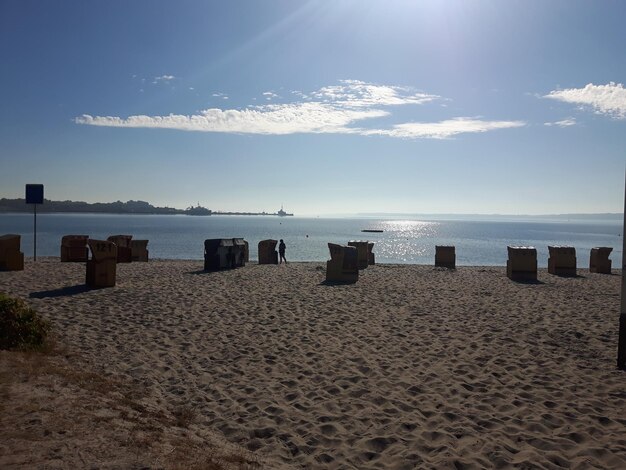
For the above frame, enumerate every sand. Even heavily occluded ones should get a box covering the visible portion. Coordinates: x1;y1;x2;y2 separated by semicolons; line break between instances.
1;258;626;469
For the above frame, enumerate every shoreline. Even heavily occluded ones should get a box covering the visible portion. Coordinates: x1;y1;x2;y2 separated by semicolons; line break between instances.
12;257;624;270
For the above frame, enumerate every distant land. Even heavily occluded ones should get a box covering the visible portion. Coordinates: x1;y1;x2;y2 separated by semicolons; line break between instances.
0;198;293;217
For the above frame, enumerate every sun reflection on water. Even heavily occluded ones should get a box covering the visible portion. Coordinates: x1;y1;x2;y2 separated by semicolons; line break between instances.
381;220;438;234
376;220;440;263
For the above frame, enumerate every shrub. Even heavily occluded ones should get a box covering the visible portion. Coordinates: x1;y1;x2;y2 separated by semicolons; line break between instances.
0;293;50;350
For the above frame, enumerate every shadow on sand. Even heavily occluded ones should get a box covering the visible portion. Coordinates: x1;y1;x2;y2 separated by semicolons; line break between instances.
510;278;545;285
186;268;247;275
319;280;358;287
185;269;210;275
30;285;93;298
549;273;587;280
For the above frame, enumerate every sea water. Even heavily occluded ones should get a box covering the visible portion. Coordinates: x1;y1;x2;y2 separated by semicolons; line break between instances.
0;213;622;267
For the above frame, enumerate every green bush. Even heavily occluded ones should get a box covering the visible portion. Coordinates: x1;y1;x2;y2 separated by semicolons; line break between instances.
0;293;50;350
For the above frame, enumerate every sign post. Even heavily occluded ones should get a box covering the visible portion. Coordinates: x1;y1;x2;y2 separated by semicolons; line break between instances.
619;170;626;370
25;184;44;262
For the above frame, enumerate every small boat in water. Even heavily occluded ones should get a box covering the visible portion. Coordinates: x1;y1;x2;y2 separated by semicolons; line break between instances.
361;229;383;233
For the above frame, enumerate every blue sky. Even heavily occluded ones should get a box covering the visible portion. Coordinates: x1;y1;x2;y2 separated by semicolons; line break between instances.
1;0;625;216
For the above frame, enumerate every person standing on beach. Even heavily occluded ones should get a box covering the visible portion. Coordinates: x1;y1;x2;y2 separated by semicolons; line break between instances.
279;239;287;264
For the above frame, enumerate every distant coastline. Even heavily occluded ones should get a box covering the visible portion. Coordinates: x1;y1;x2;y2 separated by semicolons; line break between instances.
0;198;293;217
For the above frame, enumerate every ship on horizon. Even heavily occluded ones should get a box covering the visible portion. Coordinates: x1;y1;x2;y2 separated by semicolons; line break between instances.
277;205;293;217
186;203;212;216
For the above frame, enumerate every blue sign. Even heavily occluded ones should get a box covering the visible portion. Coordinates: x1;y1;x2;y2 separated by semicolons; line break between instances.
25;184;44;204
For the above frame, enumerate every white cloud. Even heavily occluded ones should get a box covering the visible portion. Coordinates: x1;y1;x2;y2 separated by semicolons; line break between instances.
544;82;626;119
544;117;577;127
311;79;438;107
263;91;279;101
75;103;388;135
75;80;524;139
362;118;525;139
153;75;175;84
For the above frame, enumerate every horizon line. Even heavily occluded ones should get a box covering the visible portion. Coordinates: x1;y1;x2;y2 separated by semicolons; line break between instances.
0;196;622;218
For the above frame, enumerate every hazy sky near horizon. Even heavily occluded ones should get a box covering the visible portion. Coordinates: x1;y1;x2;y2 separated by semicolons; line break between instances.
1;0;625;216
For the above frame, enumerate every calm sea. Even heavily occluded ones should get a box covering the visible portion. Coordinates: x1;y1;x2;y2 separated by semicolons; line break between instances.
0;213;622;267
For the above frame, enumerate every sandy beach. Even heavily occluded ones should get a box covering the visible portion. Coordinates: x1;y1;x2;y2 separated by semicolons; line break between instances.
1;258;626;469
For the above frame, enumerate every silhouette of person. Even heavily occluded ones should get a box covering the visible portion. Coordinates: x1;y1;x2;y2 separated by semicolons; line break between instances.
279;239;287;264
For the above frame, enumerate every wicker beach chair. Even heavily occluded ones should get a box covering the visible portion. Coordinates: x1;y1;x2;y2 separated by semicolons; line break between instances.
86;239;117;287
60;235;89;262
0;234;24;271
326;243;358;283
258;239;278;265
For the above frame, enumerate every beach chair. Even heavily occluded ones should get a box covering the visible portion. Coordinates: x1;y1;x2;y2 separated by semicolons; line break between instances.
258;239;278;264
326;243;358;283
367;242;375;265
244;240;249;263
548;246;577;276
506;246;537;281
204;239;229;270
130;239;149;262
86;239;117;287
435;245;456;268
232;238;247;267
347;240;370;269
0;234;24;271
107;235;133;263
60;235;89;262
204;238;247;271
589;247;612;274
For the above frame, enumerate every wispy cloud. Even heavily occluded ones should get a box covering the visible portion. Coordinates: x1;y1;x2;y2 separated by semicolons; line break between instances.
311;80;437;107
363;118;526;139
212;92;229;100
544;82;626;119
263;91;279;101
544;117;577;127
75;80;524;139
153;74;176;84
